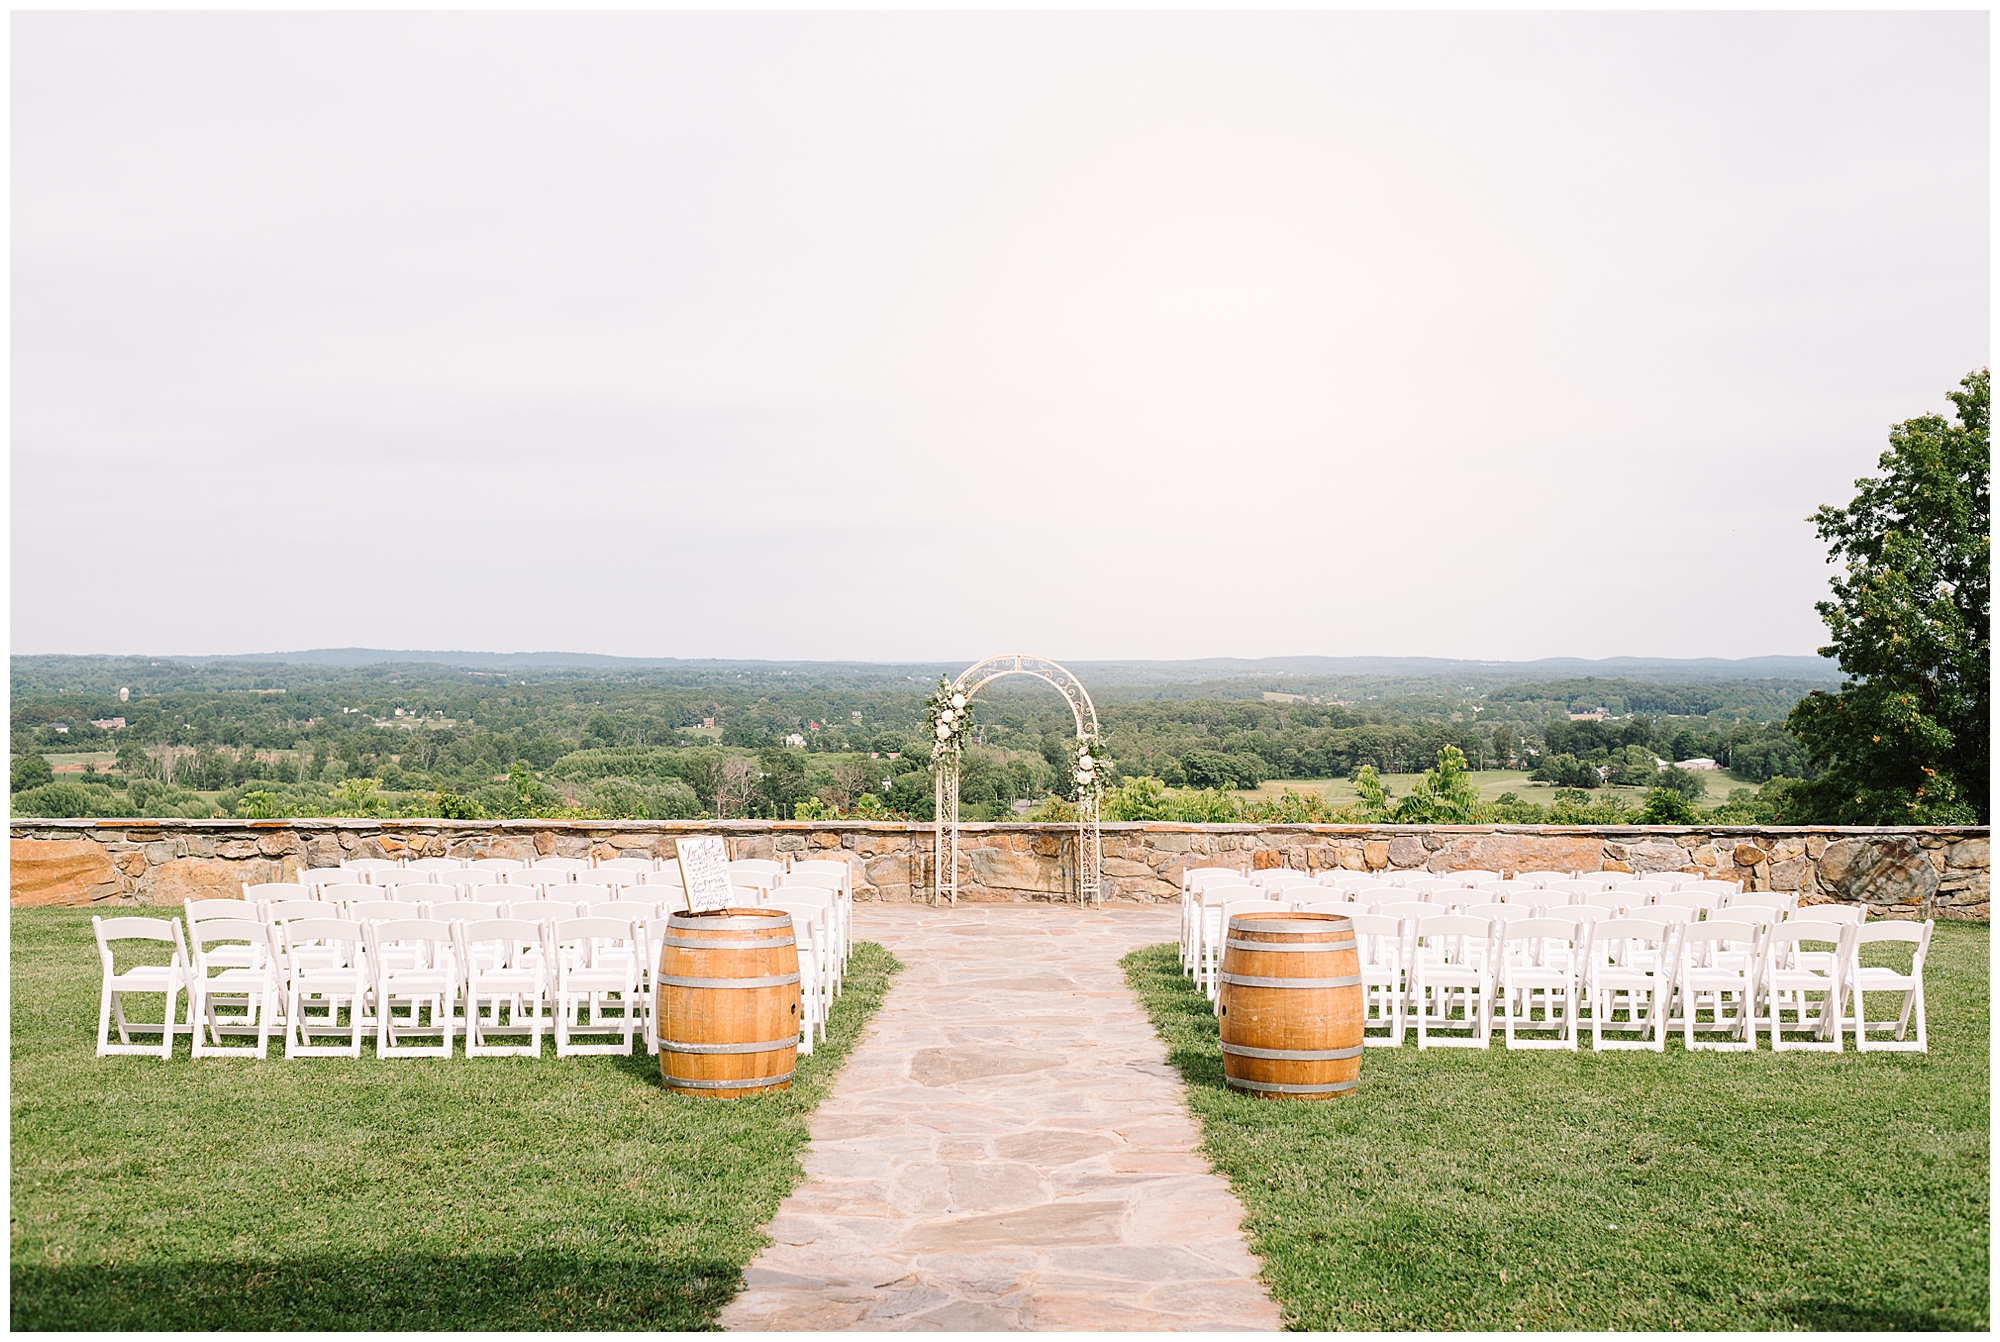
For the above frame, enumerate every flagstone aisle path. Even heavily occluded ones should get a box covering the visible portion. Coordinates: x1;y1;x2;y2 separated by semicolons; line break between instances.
719;903;1281;1332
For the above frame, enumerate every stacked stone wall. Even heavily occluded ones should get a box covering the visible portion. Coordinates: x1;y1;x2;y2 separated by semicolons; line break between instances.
11;819;1986;920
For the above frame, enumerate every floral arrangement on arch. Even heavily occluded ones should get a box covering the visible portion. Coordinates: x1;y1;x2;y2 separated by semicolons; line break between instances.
926;677;973;757
1072;732;1107;803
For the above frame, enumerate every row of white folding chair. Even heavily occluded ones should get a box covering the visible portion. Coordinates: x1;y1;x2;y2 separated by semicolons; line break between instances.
725;884;846;1046
101;910;646;1060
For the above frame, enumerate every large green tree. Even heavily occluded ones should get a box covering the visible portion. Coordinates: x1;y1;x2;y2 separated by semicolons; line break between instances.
1786;369;1988;824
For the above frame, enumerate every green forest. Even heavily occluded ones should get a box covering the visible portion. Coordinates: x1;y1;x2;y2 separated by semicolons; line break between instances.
10;655;1824;825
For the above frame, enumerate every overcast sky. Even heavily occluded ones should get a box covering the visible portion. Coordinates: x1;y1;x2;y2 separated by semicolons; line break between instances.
11;10;1988;663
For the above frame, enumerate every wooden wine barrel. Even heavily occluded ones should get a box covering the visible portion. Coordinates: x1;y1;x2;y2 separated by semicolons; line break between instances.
1217;911;1363;1100
657;908;802;1098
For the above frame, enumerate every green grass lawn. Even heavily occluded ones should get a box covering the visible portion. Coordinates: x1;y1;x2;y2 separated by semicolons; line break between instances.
1123;925;1989;1330
10;909;900;1330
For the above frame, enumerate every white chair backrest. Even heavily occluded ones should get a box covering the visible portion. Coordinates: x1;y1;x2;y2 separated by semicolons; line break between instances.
1678;878;1742;897
1568;872;1625;891
1257;871;1319;891
1376;901;1432;923
1451;870;1501;885
467;857;525;873
1651;889;1718;914
340;858;403;876
1464;903;1534;924
432;869;486;889
788;859;852;889
1770;918;1850;949
187;897;259;923
404;857;464;872
1546;880;1598;899
1200;884;1264;907
94;914;186;958
782;870;844;892
588;900;661;922
533;857;590;873
1725;891;1799;914
320;883;376;905
1787;903;1865;924
264;899;328;925
595;856;657;873
1578;890;1638;914
440;901;506;922
466;884;516;904
243;882;307;904
507;901;585;926
299;867;346;890
346;900;416;924
1185;867;1244;891
570;869;630;888
1503;916;1580;948
1516;871;1571;888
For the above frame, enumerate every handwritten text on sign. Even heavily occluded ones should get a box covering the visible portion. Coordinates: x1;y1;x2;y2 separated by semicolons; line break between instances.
675;836;734;914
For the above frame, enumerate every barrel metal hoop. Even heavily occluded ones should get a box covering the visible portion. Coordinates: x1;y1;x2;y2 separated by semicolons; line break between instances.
661;1036;799;1055
1225;1075;1359;1095
662;935;798;950
1218;972;1364;989
659;973;802;989
667;913;793;929
663;1071;795;1090
1231;918;1355;934
1224;937;1356;953
1220;1041;1366;1062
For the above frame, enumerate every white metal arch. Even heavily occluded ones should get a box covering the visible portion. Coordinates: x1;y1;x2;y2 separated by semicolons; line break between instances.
933;654;1102;906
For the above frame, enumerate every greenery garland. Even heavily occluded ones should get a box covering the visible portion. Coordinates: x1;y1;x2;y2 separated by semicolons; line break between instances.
1073;731;1107;803
925;676;973;758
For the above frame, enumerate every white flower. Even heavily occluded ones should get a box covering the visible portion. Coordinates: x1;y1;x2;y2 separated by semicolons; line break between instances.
950;693;965;709
939;709;953;724
936;723;952;740
1078;753;1093;768
1078;769;1094;784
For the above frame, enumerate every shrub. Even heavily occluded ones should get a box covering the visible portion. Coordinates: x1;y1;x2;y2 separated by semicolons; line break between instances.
12;753;54;794
1639;787;1701;824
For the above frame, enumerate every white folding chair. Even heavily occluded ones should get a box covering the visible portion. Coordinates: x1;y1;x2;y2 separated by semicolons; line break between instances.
275;918;370;1058
1196;889;1268;998
93;916;188;1059
727;858;786;888
1583;918;1678;1052
298;868;347;895
187;917;279;1058
767;899;833;1050
1496;918;1582;1050
1672;919;1762;1052
1410;915;1495;1049
768;886;841;999
365;919;459;1058
185;899;266;970
782;869;851;975
1349;912;1410;1047
545;917;641;1057
1840;921;1933;1053
456;919;547;1057
1761;919;1852;1053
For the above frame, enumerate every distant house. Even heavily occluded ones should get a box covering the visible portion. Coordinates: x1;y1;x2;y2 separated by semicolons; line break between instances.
784;733;806;746
1568;710;1606;721
88;718;126;730
50;723;68;734
1675;757;1721;771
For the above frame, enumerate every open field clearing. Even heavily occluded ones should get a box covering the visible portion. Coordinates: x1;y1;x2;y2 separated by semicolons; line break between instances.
1239;768;1765;811
1123;925;1989;1330
9;909;900;1330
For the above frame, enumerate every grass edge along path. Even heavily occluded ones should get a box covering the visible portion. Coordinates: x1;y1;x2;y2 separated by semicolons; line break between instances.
9;908;902;1331
1121;926;1989;1331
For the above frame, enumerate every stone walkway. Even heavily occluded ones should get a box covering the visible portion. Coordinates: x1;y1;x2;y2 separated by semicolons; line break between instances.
719;903;1280;1332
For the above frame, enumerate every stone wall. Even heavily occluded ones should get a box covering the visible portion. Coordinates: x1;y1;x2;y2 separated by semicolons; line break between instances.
10;818;1987;919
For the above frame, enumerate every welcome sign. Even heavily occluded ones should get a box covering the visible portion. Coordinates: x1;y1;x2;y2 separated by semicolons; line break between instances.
675;836;733;914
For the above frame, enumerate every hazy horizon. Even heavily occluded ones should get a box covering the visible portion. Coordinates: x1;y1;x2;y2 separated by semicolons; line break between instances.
12;12;1987;661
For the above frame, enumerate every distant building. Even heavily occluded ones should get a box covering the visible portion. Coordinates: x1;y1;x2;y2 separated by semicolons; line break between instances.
1674;757;1721;771
119;687;129;702
88;718;126;730
1568;710;1606;721
50;723;68;734
702;717;716;729
784;733;806;746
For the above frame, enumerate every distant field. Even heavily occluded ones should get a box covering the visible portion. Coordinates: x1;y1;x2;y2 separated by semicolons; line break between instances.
1238;768;1762;810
